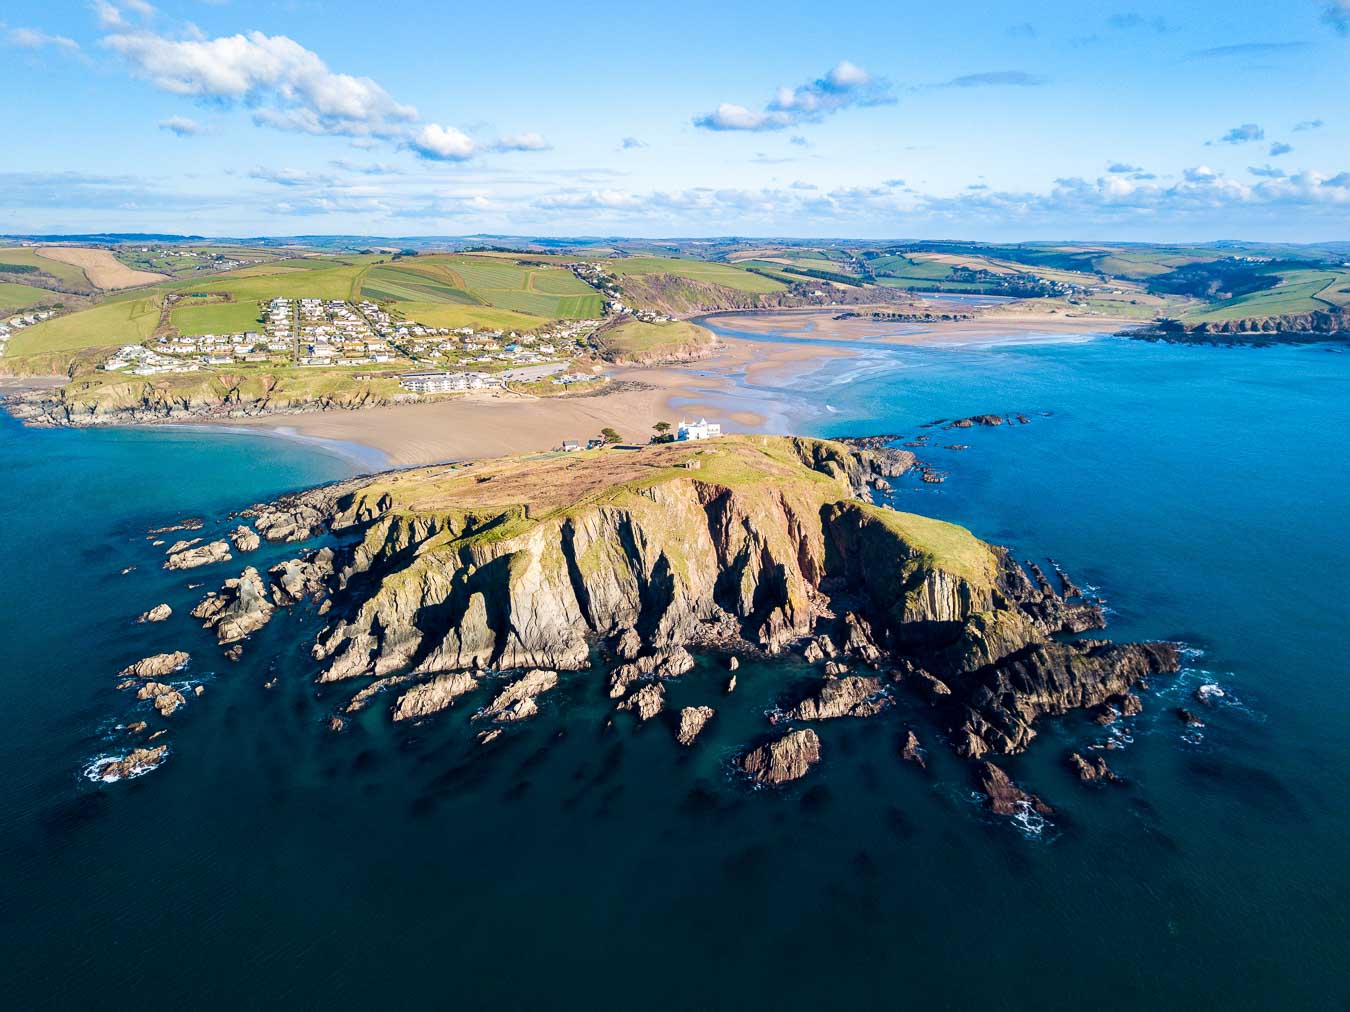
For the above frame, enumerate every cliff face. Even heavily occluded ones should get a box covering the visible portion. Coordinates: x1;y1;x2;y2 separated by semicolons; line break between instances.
238;435;1175;760
615;273;914;317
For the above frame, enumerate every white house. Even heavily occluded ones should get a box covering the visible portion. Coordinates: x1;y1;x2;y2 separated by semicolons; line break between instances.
676;417;722;441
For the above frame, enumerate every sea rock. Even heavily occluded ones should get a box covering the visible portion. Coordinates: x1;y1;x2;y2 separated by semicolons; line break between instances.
607;647;694;699
676;705;715;746
328;716;345;733
613;627;643;661
726;675;737;693
190;568;275;643
841;612;882;665
229;526;261;552
225;645;243;662
164;538;200;556
823;660;850;677
149;518;203;536
392;672;480;722
475;669;558;722
978;762;1053;816
785;675;888;721
900;729;926;768
1195;684;1226;706
137;603;172;624
164;540;232;571
727;655;740;671
477;728;503;746
1068;752;1120;784
740;728;821;785
193;685;204;696
617;682;665;722
946;414;1005;429
125;721;148;735
269;549;335;605
1177;708;1204;727
147;730;167;742
119;651;189;679
90;746;168;782
136;682;186;717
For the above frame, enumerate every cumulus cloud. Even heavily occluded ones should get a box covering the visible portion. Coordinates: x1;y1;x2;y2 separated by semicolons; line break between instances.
157;114;200;136
941;70;1046;87
103;30;419;138
1269;141;1293;156
694;60;894;132
1184;165;1218;181
1219;123;1265;144
1323;2;1350;33
407;123;477;161
7;27;81;51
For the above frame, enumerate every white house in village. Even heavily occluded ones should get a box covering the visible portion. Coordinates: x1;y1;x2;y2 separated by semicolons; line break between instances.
676;417;722;441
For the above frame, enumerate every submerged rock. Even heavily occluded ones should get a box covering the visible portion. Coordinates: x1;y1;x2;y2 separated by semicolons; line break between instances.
119;651;189;679
137;603;172;624
676;705;715;746
191;568;275;644
740;728;821;785
392;672;479;722
785;675;888;721
617;682;665;722
978;762;1053;817
164;540;232;571
476;669;558;722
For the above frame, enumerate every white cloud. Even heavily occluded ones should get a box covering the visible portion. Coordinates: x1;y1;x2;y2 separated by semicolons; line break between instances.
694;60;894;131
407;123;477;161
103;30;419;138
7;27;81;51
157;114;200;136
1184;165;1218;181
91;0;125;28
1219;123;1265;144
492;132;550;152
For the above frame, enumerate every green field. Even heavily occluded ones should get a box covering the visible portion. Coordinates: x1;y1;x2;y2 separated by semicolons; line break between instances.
605;256;788;294
392;301;549;333
0;282;62;313
186;263;368;302
171;299;263;336
5;295;161;357
0;248;93;290
361;263;478;304
592;318;715;363
405;255;604;319
1183;269;1350;323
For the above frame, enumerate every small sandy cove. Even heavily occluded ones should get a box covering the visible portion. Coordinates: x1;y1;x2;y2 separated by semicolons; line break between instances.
231;307;1130;468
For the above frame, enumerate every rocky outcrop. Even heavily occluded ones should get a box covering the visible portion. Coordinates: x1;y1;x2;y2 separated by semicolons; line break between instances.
607;647;695;699
230;526;261;552
88;746;168;782
191;568;275;644
137;603;172;623
740;728;821;785
135;682;186;717
119;651;189;679
784;675;889;720
392;672;479;722
475;669;558;722
676;705;715;746
617;682;665;721
900;730;926;768
165;540;232;571
269;549;335;605
978;762;1052;816
1068;752;1120;784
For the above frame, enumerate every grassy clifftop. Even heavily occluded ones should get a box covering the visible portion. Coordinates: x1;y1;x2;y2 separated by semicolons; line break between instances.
590;318;718;364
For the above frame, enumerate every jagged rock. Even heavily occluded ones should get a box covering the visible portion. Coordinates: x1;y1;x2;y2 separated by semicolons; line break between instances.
392;672;479;722
477;728;502;746
726;675;737;693
115;679;135;691
1177;708;1204;727
193;685;204;696
614;628;643;661
269;549;335;605
136;682;186;717
89;746;168;782
125;721;148;735
229;526;261;552
225;645;243;662
164;540;232;571
978;762;1053;816
727;655;740;671
617;682;665;721
802;636;837;664
137;603;172;624
786;675;888;720
1120;693;1143;716
676;705;715;746
740;729;821;785
841;613;882;664
328;716;345;733
191;568;275;643
1068;752;1120;783
1195;684;1226;706
119;651;189;679
823;660;850;676
147;730;167;742
149;518;203;536
164;538;199;556
900;729;926;768
475;669;558;722
607;647;694;699
946;414;1005;429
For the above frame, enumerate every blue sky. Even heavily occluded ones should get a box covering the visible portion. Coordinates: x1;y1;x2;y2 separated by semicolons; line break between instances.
2;0;1348;241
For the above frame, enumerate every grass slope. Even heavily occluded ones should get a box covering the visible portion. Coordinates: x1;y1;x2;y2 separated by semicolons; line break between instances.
607;256;788;294
1182;268;1350;322
0;282;63;313
0;248;92;289
171;300;263;336
5;295;161;357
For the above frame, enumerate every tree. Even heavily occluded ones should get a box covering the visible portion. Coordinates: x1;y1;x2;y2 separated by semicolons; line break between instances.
651;420;674;444
600;427;622;444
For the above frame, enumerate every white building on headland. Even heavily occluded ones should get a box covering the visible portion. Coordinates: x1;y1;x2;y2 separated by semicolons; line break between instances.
676;417;722;441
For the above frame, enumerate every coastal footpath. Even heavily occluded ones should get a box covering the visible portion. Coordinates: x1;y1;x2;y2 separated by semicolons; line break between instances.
106;435;1178;807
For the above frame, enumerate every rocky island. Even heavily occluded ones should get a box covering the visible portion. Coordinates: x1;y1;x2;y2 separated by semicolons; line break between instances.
102;434;1180;807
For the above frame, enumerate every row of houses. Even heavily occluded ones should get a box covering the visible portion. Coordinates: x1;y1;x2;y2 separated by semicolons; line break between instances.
0;309;56;352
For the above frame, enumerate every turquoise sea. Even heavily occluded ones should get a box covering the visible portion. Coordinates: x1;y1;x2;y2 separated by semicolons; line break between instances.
2;327;1348;1009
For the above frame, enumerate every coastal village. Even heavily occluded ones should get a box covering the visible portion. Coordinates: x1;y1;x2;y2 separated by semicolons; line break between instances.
0;309;57;355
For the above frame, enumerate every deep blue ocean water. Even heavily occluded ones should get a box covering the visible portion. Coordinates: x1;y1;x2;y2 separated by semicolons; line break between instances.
2;329;1348;1009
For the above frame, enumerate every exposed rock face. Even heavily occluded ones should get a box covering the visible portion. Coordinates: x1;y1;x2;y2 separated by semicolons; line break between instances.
618;682;665;721
228;526;260;552
137;603;172;623
785;675;889;720
269;549;335;605
607;647;695;699
1068;752;1120;783
135;682;186;716
978;762;1053;816
900;729;926;768
741;728;821;785
391;672;479;722
476;669;558;722
191;568;276;644
119;651;189;679
90;746;168;782
165;540;232;571
676;705;715;746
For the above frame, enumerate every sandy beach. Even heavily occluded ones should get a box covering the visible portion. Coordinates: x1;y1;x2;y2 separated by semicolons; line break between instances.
221;306;1125;468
